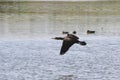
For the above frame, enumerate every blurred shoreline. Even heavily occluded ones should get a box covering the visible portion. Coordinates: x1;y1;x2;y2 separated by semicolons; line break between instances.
0;1;120;16
0;1;120;40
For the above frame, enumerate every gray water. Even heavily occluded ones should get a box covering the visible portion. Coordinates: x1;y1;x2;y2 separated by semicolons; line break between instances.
0;1;120;80
0;12;120;40
0;37;120;80
0;1;120;39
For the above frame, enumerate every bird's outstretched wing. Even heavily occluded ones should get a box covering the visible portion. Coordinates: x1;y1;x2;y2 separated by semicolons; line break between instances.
60;40;75;55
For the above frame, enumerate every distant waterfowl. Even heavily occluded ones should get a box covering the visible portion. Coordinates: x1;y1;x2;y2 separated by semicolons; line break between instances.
87;30;95;34
62;31;69;34
73;31;77;34
52;31;86;55
62;31;76;34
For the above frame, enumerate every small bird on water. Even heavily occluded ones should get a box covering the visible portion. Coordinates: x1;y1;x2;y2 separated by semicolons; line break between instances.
52;31;86;55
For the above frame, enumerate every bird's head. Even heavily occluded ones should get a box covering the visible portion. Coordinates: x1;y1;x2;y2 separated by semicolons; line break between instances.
51;37;57;40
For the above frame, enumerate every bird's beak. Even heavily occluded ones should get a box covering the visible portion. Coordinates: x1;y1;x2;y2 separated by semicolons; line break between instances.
51;37;55;39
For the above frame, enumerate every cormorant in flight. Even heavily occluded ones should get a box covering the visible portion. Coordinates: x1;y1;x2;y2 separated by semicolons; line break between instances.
52;31;86;55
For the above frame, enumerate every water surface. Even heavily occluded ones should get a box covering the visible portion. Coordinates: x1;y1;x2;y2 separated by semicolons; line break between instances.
0;1;120;40
0;1;120;80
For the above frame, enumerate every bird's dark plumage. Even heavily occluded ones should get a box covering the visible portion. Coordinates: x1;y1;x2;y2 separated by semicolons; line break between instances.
52;31;86;55
87;30;95;34
60;40;74;55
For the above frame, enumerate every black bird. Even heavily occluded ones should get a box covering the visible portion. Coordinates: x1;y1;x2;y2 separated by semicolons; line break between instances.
73;31;77;34
62;31;69;34
87;30;95;34
62;31;76;35
52;33;86;55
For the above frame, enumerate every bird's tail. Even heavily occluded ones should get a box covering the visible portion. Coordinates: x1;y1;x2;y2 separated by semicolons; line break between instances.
78;41;87;46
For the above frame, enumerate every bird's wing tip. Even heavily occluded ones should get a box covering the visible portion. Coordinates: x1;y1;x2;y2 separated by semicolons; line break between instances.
60;52;65;55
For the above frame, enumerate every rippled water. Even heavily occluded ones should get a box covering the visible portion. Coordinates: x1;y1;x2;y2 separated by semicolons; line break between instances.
0;37;120;80
0;1;120;80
